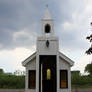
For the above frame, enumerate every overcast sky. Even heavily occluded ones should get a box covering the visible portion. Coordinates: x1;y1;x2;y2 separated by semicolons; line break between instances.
0;0;92;73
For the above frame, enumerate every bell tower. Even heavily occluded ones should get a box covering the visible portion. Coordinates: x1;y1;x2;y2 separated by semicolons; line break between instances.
42;8;54;36
37;8;59;54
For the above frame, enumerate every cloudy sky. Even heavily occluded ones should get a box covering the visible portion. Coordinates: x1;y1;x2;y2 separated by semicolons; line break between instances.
0;0;92;73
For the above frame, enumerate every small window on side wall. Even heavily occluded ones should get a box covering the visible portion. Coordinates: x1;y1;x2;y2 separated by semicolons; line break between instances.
60;70;68;88
28;70;36;89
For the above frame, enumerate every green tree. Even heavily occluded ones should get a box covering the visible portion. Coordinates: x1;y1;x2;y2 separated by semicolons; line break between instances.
0;69;4;74
85;63;92;75
71;71;81;86
14;70;25;76
86;22;92;54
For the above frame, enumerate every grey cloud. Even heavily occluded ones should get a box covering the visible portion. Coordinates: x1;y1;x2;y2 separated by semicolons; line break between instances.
0;0;88;51
14;32;36;48
58;25;88;51
0;30;13;48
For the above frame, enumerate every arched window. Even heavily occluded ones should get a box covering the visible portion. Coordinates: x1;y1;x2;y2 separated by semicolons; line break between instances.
45;24;51;33
47;69;51;80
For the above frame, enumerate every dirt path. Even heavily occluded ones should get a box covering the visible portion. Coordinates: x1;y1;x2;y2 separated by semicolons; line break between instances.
0;89;92;92
72;89;92;92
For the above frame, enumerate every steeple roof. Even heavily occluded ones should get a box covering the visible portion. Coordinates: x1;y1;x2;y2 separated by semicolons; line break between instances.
43;8;52;20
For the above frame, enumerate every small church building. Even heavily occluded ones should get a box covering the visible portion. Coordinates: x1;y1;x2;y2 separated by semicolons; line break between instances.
22;9;74;92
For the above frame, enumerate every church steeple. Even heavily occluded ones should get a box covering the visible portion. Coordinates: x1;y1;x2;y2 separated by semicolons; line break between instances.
43;8;51;20
42;8;54;37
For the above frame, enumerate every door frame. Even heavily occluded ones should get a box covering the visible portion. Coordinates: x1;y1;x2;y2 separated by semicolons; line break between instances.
39;55;57;92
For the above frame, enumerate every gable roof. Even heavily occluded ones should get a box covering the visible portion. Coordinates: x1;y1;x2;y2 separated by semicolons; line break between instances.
22;52;36;67
59;52;74;66
22;51;74;67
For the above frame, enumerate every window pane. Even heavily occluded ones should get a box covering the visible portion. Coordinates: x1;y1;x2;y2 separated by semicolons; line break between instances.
60;70;68;88
47;69;51;80
28;70;36;89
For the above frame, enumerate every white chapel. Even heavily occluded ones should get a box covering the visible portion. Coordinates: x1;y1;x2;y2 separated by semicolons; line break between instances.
22;8;74;92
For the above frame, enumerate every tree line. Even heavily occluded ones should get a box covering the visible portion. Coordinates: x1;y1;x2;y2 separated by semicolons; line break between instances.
0;69;25;89
0;62;92;89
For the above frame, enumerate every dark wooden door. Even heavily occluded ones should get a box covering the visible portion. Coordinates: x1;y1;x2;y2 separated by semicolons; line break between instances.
39;55;56;92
